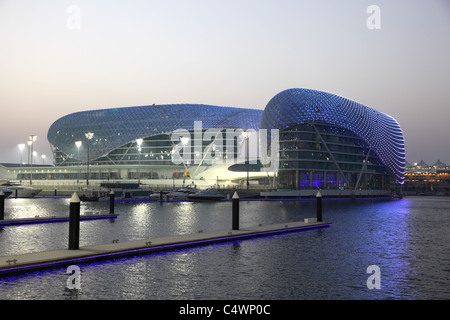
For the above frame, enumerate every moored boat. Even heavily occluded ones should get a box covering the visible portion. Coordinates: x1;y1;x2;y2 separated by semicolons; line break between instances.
80;182;153;201
187;189;225;201
150;187;198;201
0;180;42;198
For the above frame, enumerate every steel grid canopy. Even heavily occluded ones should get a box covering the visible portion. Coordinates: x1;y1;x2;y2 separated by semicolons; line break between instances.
48;104;263;162
260;88;406;184
47;88;405;184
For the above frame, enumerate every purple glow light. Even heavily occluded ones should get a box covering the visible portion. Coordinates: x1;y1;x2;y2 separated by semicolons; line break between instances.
0;223;331;275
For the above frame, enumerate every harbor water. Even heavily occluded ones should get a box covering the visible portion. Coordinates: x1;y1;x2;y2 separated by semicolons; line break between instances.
0;196;449;300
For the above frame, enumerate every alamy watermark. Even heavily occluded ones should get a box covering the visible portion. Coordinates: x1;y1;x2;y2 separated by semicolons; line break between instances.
170;121;279;172
66;265;81;290
366;265;381;289
67;4;81;30
366;5;381;30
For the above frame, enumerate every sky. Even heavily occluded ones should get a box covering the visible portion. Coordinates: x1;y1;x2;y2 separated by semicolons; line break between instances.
0;0;449;166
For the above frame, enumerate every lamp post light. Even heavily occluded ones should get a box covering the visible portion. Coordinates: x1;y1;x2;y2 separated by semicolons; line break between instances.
85;132;94;186
18;144;25;183
75;141;82;183
136;138;143;184
242;132;249;191
18;143;25;184
27;140;32;184
41;154;46;164
180;136;190;146
28;135;37;185
180;136;190;171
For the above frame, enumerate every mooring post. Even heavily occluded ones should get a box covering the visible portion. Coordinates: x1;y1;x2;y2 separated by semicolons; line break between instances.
110;190;115;214
0;191;4;220
69;192;81;250
232;192;239;230
316;190;322;222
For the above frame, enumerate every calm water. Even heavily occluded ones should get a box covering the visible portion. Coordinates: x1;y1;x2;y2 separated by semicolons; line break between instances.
0;196;449;300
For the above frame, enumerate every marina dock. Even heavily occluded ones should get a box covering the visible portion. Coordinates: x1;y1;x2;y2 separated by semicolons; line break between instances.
0;220;330;276
0;213;118;226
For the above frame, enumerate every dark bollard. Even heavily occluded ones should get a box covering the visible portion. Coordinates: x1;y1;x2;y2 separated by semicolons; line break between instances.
160;190;163;201
69;193;81;250
0;191;4;220
316;191;322;222
109;190;115;214
232;192;239;230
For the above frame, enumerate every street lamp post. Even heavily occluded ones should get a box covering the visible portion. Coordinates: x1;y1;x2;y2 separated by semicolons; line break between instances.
18;144;25;183
28;135;37;185
180;136;190;175
246;135;249;190
136;138;143;184
75;141;82;183
242;132;249;191
85;132;94;186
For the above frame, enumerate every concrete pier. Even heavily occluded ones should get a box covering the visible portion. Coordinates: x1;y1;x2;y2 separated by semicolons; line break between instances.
0;220;330;276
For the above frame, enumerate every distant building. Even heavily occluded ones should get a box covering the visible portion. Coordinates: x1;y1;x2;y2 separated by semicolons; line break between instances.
403;160;450;195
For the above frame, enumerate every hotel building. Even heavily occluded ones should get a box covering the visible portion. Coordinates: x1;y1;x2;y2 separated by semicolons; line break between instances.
3;88;406;195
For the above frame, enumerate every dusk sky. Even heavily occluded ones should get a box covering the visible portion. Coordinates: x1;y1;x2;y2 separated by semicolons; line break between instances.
1;0;449;165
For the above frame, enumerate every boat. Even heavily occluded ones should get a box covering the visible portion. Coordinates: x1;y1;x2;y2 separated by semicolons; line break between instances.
80;182;153;201
0;180;42;198
150;187;198;201
167;187;198;200
150;190;172;201
165;187;198;200
79;194;100;202
187;189;226;201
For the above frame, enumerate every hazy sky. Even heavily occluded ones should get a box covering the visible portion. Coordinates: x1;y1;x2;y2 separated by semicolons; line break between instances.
1;0;449;165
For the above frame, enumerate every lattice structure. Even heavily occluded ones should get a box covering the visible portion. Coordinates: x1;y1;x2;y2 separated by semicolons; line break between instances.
48;104;263;164
47;89;405;185
260;88;405;184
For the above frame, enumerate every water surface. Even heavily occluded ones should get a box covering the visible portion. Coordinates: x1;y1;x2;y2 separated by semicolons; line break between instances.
0;196;449;300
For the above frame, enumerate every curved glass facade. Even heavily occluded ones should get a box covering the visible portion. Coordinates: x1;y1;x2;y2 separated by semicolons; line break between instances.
45;88;405;189
278;122;389;189
48;104;263;167
260;88;405;188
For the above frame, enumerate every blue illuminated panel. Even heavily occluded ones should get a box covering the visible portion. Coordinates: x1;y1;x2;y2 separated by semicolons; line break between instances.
260;88;406;184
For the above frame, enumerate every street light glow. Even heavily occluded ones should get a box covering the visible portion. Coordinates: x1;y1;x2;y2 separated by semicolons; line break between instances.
180;136;190;145
84;132;94;185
